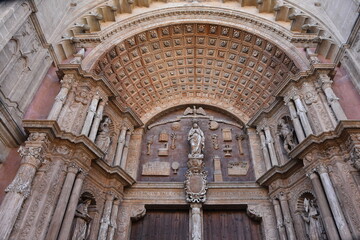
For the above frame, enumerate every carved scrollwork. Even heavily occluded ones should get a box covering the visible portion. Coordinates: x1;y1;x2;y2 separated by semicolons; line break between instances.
184;170;208;203
350;147;360;170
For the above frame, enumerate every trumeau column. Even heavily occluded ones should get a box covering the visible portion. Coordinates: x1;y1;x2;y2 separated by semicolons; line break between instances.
307;170;339;240
318;74;347;121
89;98;107;142
278;192;296;240
0;133;47;240
264;126;279;166
272;199;287;240
81;92;100;136
107;199;121;240
317;165;352;239
58;170;87;240
46;163;79;240
120;130;131;169
293;95;313;136
258;129;272;170
48;74;74;120
113;127;127;166
191;204;202;240
286;100;305;142
98;192;114;240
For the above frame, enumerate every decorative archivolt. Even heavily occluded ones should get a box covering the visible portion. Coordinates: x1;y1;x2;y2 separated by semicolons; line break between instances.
56;1;340;63
90;23;301;121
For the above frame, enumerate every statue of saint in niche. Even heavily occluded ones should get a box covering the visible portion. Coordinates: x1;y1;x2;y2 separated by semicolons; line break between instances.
188;121;205;158
278;118;296;153
95;117;112;154
302;198;326;240
71;199;92;240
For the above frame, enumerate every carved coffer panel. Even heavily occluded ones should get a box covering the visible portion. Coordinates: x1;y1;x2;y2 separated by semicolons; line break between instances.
137;107;255;182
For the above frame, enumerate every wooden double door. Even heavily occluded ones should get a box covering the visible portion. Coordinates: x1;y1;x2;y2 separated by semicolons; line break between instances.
130;207;262;240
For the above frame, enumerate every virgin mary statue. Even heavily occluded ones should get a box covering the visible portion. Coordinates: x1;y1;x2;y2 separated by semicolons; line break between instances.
188;121;205;158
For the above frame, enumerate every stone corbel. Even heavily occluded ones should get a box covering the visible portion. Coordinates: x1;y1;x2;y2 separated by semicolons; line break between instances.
130;205;146;222
246;205;262;222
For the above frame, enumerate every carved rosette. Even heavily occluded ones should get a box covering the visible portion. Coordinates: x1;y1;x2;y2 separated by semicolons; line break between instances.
184;168;208;203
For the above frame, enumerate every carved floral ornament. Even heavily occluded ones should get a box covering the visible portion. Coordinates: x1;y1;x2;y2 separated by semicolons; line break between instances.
92;23;300;121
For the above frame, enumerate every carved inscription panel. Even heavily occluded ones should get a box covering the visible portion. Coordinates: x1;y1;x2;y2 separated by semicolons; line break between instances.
137;107;255;182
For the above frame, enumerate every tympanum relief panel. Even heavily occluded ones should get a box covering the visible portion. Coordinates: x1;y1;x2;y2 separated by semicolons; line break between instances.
137;106;254;182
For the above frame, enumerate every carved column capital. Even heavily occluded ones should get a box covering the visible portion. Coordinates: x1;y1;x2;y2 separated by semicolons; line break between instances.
278;191;287;201
67;162;80;174
77;169;88;180
61;74;75;89
316;164;328;174
350;147;360;170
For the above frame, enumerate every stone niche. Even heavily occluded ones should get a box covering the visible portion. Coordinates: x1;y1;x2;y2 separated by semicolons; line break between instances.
137;107;255;182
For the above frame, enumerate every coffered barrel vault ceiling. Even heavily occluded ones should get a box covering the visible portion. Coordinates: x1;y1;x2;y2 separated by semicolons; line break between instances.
93;23;300;122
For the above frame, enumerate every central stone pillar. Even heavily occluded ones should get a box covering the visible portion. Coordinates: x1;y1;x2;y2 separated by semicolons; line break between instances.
191;204;202;240
185;121;207;240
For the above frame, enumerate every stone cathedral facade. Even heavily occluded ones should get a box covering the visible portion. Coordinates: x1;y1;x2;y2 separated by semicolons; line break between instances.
0;0;360;239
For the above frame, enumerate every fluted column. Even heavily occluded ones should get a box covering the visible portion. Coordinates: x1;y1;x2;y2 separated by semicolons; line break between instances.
279;193;296;240
317;165;352;239
259;130;272;170
272;199;287;240
264;126;279;166
46;164;79;240
293;95;313;136
107;199;120;240
58;170;87;240
191;204;202;240
319;75;347;121
0;144;45;240
307;170;339;240
89;99;107;141
81;92;100;136
120;131;131;169
113;127;127;166
48;74;74;120
98;193;114;240
286;100;305;142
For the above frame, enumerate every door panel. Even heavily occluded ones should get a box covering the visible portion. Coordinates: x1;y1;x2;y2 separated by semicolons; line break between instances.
130;209;189;240
203;209;262;240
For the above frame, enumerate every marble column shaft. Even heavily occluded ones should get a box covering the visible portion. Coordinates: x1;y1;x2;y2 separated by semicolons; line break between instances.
48;77;72;120
98;193;114;240
264;127;279;166
293;96;313;136
321;82;347;121
308;171;339;240
279;194;296;240
286;100;305;142
0;146;44;240
89;100;106;141
113;127;127;166
259;130;272;170
191;204;202;240
272;199;287;240
317;166;352;239
46;164;78;240
81;93;100;136
57;171;87;240
120;131;131;169
107;199;120;240
48;87;70;120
